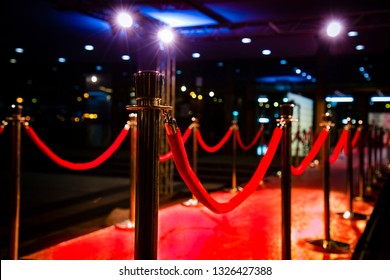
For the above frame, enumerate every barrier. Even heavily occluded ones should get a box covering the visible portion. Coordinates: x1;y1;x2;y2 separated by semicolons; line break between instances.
1;70;387;260
6;105;24;260
336;118;367;220
165;116;282;214
24;124;129;170
182;118;201;206
125;70;172;260
116;113;137;230
278;103;295;260
307;113;350;253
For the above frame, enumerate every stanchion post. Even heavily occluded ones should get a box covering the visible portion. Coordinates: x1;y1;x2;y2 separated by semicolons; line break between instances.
337;118;366;220
182;118;200;206
116;113;137;230
372;125;378;184
377;127;384;178
366;125;373;190
354;120;374;201
358;121;365;198
126;70;172;260
307;113;350;253
279;103;294;260
7;104;24;259
227;120;241;193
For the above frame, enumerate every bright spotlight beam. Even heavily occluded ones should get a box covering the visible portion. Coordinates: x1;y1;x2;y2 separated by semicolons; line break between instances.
116;12;133;28
158;28;174;43
326;21;342;37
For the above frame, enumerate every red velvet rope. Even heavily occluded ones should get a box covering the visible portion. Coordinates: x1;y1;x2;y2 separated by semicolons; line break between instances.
196;127;233;153
329;129;348;164
342;129;361;156
236;127;263;151
24;125;129;170
159;127;193;162
166;126;282;214
351;130;361;149
291;128;329;175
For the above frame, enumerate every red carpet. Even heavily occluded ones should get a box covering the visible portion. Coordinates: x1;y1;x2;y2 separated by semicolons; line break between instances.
22;154;375;260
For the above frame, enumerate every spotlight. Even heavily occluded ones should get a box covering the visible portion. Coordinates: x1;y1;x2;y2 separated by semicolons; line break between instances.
326;20;342;37
116;12;133;28
157;27;174;44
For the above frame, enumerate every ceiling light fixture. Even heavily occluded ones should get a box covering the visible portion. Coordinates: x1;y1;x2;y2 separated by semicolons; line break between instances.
262;49;271;55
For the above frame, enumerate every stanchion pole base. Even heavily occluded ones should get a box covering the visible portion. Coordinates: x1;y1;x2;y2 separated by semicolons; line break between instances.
336;211;367;220
306;239;350;254
115;219;135;230
354;195;376;203
224;186;243;193
182;198;201;207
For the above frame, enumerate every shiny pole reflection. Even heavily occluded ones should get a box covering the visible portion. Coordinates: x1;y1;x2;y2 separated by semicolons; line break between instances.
337;118;366;220
307;113;350;253
7;105;24;259
279;103;294;260
127;70;171;259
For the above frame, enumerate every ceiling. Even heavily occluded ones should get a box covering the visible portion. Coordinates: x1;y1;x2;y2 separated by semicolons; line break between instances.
2;0;390;90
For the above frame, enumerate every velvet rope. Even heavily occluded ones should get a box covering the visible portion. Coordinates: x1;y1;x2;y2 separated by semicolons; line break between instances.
329;129;348;164
291;128;329;175
166;126;282;214
341;129;361;156
351;130;361;149
196;127;233;153
24;124;129;170
159;127;193;162
236;127;263;151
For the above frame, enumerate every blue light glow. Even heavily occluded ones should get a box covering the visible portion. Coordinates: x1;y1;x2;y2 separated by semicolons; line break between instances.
325;96;354;103
138;6;218;27
280;59;288;65
371;96;390;102
256;75;308;83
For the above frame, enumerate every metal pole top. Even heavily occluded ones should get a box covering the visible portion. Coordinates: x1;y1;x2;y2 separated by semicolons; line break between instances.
279;103;295;120
320;112;334;129
134;70;164;103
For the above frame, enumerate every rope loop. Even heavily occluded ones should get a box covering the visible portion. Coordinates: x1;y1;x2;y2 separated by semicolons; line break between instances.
24;124;129;170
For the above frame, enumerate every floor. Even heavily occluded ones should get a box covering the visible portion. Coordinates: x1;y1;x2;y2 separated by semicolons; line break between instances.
14;152;388;260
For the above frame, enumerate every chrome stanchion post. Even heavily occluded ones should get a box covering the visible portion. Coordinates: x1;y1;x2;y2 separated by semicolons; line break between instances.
116;114;137;230
278;103;295;260
354;121;374;201
377;127;384;179
307;113;350;253
226;120;241;193
126;70;172;260
337;117;366;220
182;118;200;206
366;125;374;192
372;125;379;185
6;104;24;259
